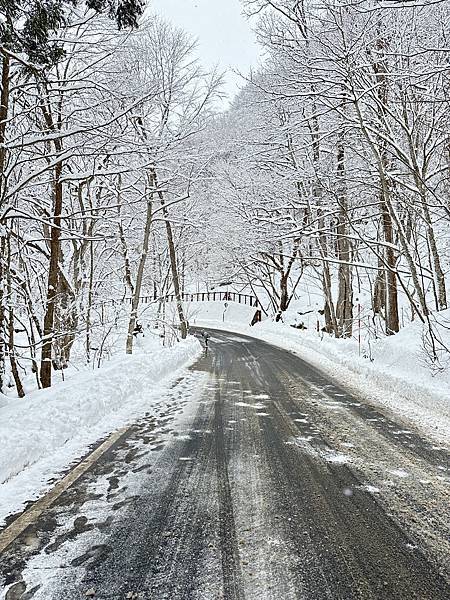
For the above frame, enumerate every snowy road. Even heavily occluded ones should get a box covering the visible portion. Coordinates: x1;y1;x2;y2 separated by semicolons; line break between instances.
1;329;449;599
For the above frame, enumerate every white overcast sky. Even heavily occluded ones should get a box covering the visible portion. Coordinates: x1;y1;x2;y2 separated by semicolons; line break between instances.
149;0;262;104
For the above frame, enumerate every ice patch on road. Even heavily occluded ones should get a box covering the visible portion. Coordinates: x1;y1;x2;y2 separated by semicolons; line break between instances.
289;436;352;467
388;468;410;478
364;485;380;494
323;401;346;411
235;402;266;409
324;452;350;465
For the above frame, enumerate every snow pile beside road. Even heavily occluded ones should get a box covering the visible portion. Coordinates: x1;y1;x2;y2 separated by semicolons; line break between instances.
197;307;450;444
0;335;201;525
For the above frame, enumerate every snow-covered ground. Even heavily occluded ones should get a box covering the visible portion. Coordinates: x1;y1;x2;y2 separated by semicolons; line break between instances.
0;334;201;526
194;302;450;446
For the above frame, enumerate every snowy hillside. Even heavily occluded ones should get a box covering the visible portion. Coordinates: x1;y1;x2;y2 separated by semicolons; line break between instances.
0;335;201;525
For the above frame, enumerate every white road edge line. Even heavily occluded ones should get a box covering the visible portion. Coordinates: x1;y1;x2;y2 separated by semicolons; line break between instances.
0;426;129;555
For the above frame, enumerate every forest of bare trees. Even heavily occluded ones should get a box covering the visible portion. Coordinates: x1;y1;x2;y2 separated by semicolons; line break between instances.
0;0;449;397
0;1;221;394
209;0;450;366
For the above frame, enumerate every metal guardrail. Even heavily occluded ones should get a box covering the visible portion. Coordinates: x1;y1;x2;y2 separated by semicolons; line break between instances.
104;291;259;307
163;291;259;307
95;292;262;325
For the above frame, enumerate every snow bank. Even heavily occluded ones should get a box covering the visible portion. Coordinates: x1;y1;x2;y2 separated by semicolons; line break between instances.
0;335;201;524
196;308;450;444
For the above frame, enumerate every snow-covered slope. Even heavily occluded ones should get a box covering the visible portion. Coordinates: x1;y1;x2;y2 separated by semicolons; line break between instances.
0;335;201;525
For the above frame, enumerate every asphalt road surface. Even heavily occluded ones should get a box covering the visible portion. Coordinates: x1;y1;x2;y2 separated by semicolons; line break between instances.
1;328;449;600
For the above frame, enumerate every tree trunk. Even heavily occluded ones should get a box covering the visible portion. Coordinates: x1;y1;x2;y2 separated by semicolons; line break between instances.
0;233;5;393
336;139;353;337
361;31;400;334
40;161;63;388
0;53;10;393
318;212;339;336
126;195;153;354
373;258;386;317
276;274;289;322
380;186;399;335
86;239;95;362
0;52;10;195
403;102;447;311
6;235;25;397
152;170;187;340
422;200;447;310
385;195;429;320
53;274;76;370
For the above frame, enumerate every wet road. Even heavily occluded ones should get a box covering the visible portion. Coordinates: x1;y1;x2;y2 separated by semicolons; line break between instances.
1;328;449;599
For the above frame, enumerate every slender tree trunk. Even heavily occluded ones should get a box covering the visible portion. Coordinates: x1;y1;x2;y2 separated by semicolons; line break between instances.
162;201;187;339
321;263;338;335
0;52;10;195
117;175;135;297
279;274;289;313
355;32;400;334
8;306;24;397
380;183;400;335
373;257;386;318
403;101;447;311
152;170;187;340
86;239;94;362
0;233;6;393
53;274;76;370
276;273;289;322
6;235;25;397
0;53;10;393
126;195;153;354
374;34;399;335
40;161;63;388
421;195;447;310
309;104;339;336
336;138;353;337
385;195;429;319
